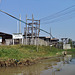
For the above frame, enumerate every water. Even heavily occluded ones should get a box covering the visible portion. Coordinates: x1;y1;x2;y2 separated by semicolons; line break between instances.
0;56;75;75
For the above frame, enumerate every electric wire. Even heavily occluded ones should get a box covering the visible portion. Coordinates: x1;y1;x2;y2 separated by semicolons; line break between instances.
1;5;75;38
41;12;75;24
0;10;54;38
40;5;75;22
40;9;75;23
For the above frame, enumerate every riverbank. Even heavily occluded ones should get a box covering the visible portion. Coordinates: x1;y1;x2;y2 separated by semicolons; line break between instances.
0;45;75;67
0;55;75;75
66;48;75;55
0;45;63;60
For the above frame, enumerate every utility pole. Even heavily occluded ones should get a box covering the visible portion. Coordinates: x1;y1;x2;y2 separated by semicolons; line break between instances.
19;14;21;33
32;14;34;45
24;14;40;51
26;15;27;45
36;20;40;52
50;27;51;50
17;21;18;33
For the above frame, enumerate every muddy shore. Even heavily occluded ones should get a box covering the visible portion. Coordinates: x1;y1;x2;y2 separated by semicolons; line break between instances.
0;56;61;67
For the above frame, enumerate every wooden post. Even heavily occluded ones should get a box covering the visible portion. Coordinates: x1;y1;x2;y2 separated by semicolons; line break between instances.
26;15;27;45
50;27;51;50
32;14;34;45
19;14;21;33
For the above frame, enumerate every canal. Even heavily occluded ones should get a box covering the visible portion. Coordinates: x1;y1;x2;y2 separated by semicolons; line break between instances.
0;55;75;75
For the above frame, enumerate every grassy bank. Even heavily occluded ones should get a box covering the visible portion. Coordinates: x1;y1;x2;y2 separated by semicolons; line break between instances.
66;48;75;55
0;45;74;60
0;45;75;67
0;45;62;60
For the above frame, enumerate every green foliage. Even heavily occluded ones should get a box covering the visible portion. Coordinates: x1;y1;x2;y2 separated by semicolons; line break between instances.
66;48;75;55
0;45;63;60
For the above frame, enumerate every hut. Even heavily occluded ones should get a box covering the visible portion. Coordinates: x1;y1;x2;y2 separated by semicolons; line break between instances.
0;32;12;45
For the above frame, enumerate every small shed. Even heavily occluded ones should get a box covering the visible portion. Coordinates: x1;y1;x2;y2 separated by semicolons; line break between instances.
51;38;59;47
0;32;12;45
12;33;23;45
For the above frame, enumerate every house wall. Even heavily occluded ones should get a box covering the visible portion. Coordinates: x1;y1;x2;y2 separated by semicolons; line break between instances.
23;38;50;46
5;39;12;45
63;44;71;49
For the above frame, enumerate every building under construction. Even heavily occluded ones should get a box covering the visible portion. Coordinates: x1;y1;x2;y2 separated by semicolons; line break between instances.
0;10;59;46
24;14;40;45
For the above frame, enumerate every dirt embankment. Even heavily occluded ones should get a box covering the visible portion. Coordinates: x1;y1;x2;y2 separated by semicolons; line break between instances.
0;59;36;67
0;56;61;67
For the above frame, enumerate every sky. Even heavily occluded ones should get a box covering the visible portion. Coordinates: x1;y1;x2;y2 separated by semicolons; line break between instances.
0;0;75;40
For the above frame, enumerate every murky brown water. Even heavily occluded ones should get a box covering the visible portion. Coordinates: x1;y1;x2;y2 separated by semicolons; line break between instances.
0;56;75;75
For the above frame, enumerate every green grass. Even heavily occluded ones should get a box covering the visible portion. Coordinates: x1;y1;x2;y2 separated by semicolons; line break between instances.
65;48;75;55
0;45;74;60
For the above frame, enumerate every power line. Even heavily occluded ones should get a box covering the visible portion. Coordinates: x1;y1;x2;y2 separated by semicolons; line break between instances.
0;10;54;38
41;12;75;24
0;10;27;24
40;5;75;20
41;9;75;23
1;5;75;38
40;5;75;24
40;5;75;21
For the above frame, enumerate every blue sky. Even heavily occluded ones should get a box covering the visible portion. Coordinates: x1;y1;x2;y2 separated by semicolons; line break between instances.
0;0;75;40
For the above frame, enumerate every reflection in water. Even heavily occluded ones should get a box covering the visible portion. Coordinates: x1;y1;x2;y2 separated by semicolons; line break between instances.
0;56;75;75
63;55;72;64
0;58;59;75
